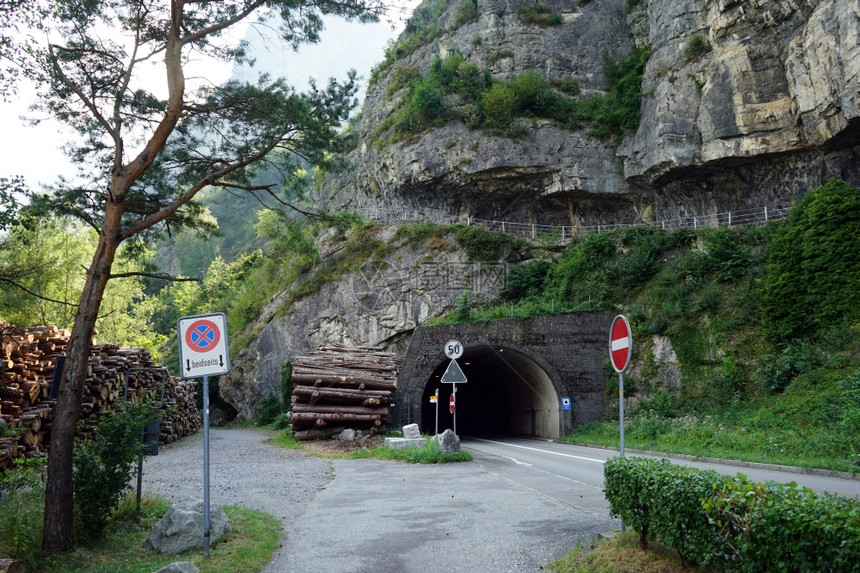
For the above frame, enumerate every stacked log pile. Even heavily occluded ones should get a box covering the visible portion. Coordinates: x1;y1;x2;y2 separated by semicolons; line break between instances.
0;325;199;470
290;346;397;440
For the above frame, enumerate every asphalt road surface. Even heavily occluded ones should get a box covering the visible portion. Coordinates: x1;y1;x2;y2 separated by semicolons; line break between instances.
462;436;860;499
142;430;859;572
142;429;616;573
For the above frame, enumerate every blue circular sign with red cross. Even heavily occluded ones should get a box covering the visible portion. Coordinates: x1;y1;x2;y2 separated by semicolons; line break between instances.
185;319;221;353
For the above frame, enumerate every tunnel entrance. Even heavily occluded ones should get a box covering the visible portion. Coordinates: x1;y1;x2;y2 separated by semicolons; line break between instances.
419;345;561;439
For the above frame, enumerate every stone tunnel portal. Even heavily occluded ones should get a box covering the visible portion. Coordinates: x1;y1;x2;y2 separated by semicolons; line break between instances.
419;345;561;439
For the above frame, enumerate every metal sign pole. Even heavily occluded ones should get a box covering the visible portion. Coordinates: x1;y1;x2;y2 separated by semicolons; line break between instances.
452;381;457;434
203;375;211;558
619;372;625;458
435;388;439;438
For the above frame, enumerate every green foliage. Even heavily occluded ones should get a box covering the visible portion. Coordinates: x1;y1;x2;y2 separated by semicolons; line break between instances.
546;231;617;307
455;290;471;321
377;44;647;146
607;458;860;572
763;179;860;345
581;47;650;144
706;477;860;572
452;225;518;261
0;459;47;564
454;0;478;27
4;493;279;573
0;176;24;231
0;215;166;355
518;3;563;27
369;0;450;84
73;402;152;537
686;34;712;61
506;259;552;302
550;76;580;96
754;339;822;394
349;439;473;463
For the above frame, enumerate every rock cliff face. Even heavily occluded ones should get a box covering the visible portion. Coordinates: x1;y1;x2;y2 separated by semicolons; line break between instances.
223;0;860;419
219;227;510;420
315;0;859;225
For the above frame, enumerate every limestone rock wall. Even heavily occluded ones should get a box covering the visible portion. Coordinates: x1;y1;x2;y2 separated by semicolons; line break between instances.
219;227;508;421
316;0;860;225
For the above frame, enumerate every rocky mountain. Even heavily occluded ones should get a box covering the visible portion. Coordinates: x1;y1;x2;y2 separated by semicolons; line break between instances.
314;0;859;225
220;0;860;420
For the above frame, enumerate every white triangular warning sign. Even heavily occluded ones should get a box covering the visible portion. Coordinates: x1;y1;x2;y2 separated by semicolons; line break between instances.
441;359;467;383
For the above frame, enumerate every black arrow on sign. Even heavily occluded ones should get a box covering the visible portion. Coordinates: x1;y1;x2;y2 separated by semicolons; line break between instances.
219;355;224;367
186;359;191;372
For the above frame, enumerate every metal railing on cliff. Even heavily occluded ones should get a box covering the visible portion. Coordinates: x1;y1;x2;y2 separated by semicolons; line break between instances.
356;205;792;243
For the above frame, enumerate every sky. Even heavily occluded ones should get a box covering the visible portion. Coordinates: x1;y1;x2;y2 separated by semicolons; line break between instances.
0;2;420;191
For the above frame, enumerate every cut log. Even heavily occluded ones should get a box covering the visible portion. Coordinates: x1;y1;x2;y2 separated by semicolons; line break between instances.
292;386;391;405
292;403;388;417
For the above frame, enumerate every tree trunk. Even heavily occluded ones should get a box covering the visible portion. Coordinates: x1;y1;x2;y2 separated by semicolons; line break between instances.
42;224;120;553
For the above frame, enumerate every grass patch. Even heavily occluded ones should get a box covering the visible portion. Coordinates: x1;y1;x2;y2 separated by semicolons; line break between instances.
273;426;303;449
545;531;702;573
346;440;473;463
0;492;280;573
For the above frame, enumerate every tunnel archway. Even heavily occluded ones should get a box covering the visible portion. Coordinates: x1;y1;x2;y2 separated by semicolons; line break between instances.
419;345;561;439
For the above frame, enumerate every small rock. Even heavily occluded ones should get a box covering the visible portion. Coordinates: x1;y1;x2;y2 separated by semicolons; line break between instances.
334;429;356;441
144;499;231;555
430;429;461;454
153;562;200;573
402;423;421;440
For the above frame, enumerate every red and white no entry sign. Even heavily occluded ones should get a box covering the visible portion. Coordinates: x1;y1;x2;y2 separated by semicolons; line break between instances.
449;393;455;414
609;315;632;373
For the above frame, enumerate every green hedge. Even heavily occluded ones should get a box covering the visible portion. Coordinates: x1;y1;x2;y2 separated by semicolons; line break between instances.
604;457;860;572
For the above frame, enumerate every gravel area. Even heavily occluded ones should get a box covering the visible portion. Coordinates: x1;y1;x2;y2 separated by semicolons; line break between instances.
141;428;331;524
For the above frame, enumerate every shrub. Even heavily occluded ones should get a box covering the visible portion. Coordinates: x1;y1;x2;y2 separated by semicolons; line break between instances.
506;259;552;301
762;179;860;344
410;76;447;124
706;477;860;572
607;457;860;572
518;3;563;26
686;34;712;61
582;47;649;144
454;0;478;27
73;401;152;537
481;82;517;127
452;225;517;261
754;339;822;394
0;458;46;564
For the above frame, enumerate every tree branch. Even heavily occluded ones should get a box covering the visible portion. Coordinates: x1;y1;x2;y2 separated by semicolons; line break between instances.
0;277;78;307
107;270;200;282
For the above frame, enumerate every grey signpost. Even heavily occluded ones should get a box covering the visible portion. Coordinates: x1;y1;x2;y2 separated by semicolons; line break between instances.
441;340;466;434
609;315;632;532
177;312;231;558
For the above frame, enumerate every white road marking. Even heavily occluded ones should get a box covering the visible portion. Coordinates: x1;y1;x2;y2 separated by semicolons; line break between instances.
468;437;607;464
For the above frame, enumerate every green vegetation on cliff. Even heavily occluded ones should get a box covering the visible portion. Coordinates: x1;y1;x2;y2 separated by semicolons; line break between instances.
371;48;648;147
436;179;860;471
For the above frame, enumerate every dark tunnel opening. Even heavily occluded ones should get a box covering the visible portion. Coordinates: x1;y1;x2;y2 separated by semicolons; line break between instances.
419;345;561;439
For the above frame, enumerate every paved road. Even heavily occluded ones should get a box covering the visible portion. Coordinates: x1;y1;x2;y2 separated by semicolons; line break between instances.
142;429;616;573
462;437;860;500
142;430;858;572
274;456;615;573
